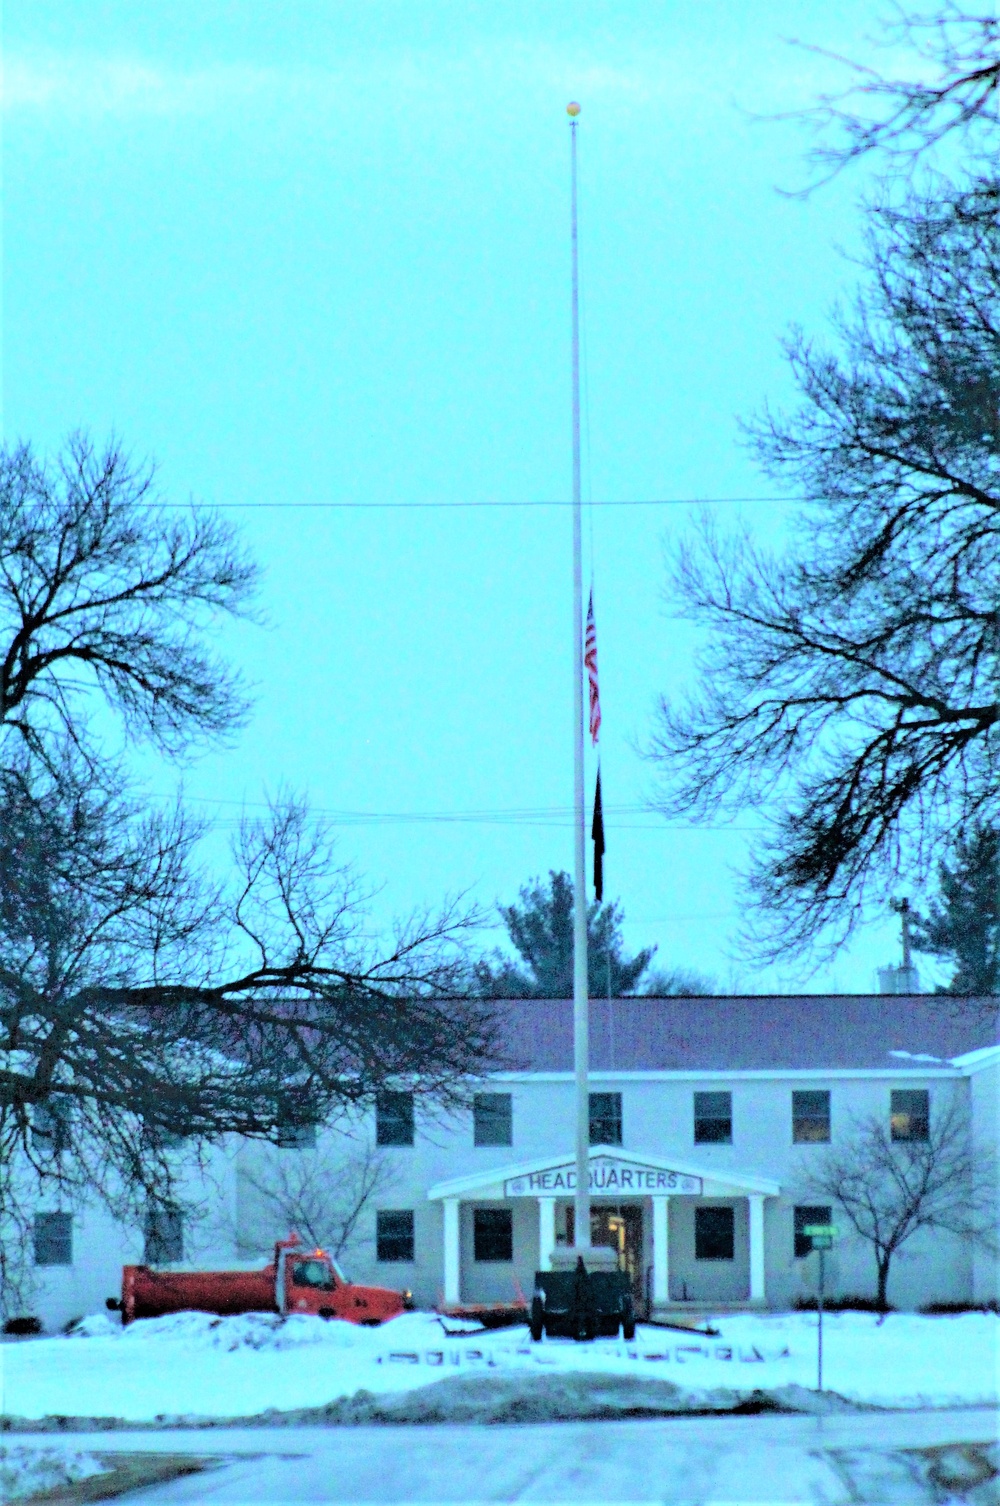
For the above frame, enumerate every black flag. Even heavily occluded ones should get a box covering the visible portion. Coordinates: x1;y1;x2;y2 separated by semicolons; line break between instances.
591;766;605;901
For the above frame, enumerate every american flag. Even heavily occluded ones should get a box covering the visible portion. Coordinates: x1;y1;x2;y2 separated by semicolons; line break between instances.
585;589;601;745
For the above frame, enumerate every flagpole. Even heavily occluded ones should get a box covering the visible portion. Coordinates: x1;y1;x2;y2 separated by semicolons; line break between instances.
568;101;590;1254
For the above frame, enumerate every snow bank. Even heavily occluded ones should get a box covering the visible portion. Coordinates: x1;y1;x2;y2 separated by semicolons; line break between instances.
2;1310;996;1425
0;1445;109;1501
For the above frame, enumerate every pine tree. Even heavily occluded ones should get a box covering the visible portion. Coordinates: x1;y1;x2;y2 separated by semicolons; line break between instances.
474;870;657;999
911;827;999;995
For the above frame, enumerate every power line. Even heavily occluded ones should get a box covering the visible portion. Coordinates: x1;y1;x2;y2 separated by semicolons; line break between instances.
159;793;757;831
151;495;809;511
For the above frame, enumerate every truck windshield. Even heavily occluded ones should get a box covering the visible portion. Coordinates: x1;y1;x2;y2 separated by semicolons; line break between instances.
290;1259;335;1291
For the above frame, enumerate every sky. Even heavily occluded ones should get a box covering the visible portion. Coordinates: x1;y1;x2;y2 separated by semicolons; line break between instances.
2;2;930;993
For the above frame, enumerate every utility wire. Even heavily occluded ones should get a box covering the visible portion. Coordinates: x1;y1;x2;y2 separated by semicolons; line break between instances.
146;495;810;511
155;792;756;831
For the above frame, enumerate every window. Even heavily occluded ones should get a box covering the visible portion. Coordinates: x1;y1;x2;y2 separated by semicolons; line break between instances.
473;1208;513;1262
376;1091;414;1146
376;1210;415;1262
144;1207;184;1264
695;1206;734;1260
291;1258;335;1290
694;1091;732;1144
31;1099;72;1155
473;1092;512;1147
589;1092;622;1145
792;1090;831;1143
275;1123;317;1149
34;1212;72;1267
794;1204;832;1258
891;1089;929;1141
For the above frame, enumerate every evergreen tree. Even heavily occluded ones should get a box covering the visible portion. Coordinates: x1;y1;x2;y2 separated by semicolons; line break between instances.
912;826;999;995
474;870;657;998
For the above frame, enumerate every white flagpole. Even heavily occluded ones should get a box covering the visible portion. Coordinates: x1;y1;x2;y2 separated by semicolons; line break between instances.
568;102;590;1253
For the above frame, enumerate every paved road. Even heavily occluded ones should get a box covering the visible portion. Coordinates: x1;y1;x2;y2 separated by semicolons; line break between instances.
11;1407;998;1503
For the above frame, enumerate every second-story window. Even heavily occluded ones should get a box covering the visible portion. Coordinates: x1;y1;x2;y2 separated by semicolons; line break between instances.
891;1089;929;1141
694;1091;732;1144
32;1098;73;1155
376;1090;414;1146
473;1093;512;1147
792;1090;831;1143
589;1092;622;1145
275;1122;317;1149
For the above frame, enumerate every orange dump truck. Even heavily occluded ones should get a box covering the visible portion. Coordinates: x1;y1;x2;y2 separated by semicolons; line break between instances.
110;1234;411;1326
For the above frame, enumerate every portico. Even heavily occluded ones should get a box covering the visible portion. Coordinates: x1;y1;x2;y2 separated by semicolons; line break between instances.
427;1146;780;1312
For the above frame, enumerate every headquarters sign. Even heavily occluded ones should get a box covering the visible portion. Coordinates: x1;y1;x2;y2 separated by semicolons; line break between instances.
504;1156;702;1197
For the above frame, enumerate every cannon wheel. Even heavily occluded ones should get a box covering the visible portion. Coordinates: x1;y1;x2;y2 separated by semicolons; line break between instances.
529;1296;544;1342
622;1294;636;1341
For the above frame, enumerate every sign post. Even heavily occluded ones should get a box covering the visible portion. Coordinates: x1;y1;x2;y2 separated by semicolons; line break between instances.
802;1225;837;1392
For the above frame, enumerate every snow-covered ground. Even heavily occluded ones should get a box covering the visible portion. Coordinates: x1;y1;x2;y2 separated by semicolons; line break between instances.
0;1444;110;1501
1;1310;996;1425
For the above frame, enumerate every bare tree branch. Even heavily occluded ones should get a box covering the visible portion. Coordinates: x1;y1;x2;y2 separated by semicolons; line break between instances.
648;180;1000;959
787;6;1000;189
802;1090;997;1308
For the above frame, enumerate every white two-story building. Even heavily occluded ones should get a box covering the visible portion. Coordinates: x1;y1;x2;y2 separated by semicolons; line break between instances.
16;994;1000;1331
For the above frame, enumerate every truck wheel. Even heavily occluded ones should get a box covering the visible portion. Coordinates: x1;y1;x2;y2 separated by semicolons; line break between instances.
622;1295;636;1341
530;1297;544;1342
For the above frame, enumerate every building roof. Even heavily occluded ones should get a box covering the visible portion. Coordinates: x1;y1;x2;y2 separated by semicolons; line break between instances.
488;995;999;1074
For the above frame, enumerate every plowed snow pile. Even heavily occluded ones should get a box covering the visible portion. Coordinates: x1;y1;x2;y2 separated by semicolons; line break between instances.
2;1311;996;1424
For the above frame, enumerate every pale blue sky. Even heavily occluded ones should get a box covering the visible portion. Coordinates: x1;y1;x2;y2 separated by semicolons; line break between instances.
3;2;923;990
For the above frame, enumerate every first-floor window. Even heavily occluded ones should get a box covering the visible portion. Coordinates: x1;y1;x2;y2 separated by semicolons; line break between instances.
793;1204;832;1258
694;1205;734;1260
34;1212;73;1266
376;1209;415;1262
144;1207;184;1264
473;1207;513;1262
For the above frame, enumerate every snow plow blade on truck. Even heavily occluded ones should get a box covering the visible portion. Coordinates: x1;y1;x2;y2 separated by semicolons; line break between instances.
110;1233;411;1325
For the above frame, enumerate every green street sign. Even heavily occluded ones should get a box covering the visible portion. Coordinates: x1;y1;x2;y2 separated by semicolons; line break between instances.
809;1235;833;1249
802;1225;838;1238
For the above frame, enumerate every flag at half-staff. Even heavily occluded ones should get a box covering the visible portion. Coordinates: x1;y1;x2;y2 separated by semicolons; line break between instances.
591;766;605;902
586;590;604;900
585;589;601;744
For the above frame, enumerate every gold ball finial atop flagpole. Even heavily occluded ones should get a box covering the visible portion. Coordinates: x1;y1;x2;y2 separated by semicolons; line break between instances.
567;101;581;117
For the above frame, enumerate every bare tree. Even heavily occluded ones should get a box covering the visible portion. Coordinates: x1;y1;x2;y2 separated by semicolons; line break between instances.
648;178;1000;959
0;434;502;1315
238;1135;396;1263
0;764;498;1308
802;1092;997;1310
790;5;999;187
0;432;258;773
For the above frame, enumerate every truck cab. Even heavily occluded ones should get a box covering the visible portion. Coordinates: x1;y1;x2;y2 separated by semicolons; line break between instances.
277;1242;407;1324
274;1240;406;1325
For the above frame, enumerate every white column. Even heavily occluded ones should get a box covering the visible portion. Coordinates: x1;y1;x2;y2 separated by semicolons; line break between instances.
748;1195;766;1304
652;1196;670;1306
443;1198;461;1306
537;1197;557;1271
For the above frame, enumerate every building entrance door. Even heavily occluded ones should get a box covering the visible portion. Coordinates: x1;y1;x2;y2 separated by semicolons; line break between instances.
566;1204;645;1313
